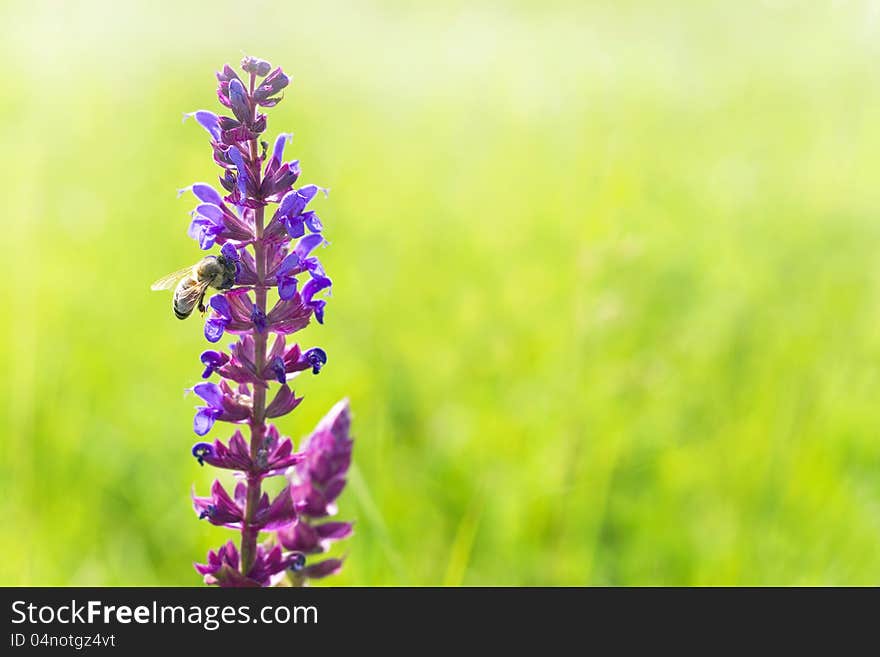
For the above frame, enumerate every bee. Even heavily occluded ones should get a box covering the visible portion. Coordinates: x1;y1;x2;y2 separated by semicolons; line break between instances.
150;255;237;319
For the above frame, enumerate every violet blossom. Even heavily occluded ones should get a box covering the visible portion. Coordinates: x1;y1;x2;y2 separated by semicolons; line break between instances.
161;56;353;586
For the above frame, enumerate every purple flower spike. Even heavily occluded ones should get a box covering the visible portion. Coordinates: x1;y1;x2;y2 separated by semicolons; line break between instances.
276;400;353;583
164;57;352;587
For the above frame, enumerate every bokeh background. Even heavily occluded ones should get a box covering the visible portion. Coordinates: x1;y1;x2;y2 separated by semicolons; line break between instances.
2;0;880;585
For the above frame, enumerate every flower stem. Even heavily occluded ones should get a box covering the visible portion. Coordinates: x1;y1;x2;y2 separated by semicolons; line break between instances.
240;76;266;575
241;210;266;574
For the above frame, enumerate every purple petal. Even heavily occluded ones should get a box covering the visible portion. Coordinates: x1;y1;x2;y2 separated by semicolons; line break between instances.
194;407;222;436
284;216;305;239
234;481;248;508
191;442;214;466
187;217;208;240
277;252;300;277
256;486;297;531
195;541;240;577
193;381;224;407
295;233;325;259
225;288;255;322
195;203;225;223
303;558;343;579
304;347;327;374
192;183;224;206
192;480;245;526
184;110;222;141
198;231;218;250
251;304;267;333
315;521;354;541
228;78;251;124
316;398;353;444
270;356;287;384
209;294;231;318
204;318;227;343
212;480;243;514
227;147;249;196
268;133;292;174
291;482;332;517
241;56;272;77
302;211;323;233
188;217;222;250
220;242;240;262
254;67;290;104
265;385;303;418
278;184;318;219
278;275;298;301
277;519;320;553
267;296;313;334
323;477;347;505
302;277;332;315
200;350;229;377
311;300;326;324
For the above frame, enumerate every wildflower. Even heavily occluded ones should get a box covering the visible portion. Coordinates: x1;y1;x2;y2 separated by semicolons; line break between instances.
160;56;353;586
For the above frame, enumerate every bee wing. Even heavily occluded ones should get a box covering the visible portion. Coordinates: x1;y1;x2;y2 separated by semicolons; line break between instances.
178;279;210;306
150;265;195;291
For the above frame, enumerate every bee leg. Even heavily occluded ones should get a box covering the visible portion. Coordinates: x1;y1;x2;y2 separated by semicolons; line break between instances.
198;290;207;315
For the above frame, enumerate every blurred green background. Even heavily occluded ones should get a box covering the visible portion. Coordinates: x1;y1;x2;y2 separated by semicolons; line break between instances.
2;0;880;585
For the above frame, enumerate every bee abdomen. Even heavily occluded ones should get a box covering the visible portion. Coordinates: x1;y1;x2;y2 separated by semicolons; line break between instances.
172;276;201;320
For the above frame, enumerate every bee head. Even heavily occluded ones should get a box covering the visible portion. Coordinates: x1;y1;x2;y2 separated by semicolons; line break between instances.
217;254;238;290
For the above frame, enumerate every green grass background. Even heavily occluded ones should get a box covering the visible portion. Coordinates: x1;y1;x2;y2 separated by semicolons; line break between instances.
2;0;880;585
